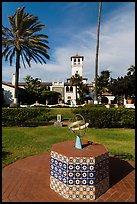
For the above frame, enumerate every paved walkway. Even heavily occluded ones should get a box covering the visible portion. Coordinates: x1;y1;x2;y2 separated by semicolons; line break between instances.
2;152;135;202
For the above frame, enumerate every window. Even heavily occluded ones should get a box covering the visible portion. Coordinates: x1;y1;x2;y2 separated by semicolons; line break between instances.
74;59;76;65
66;86;69;92
78;59;80;64
70;86;73;92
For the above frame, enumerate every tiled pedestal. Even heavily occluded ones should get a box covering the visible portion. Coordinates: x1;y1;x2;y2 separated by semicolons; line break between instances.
50;140;109;200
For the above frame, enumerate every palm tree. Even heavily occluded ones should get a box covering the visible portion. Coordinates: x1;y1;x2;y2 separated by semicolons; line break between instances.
2;6;50;105
94;2;102;104
70;73;83;104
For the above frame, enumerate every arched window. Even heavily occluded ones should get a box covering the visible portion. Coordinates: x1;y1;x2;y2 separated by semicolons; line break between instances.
70;86;73;92
78;59;80;64
66;86;69;92
74;59;76;65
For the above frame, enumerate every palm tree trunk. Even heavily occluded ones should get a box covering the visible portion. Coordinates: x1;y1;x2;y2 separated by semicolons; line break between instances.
94;2;102;104
14;49;20;105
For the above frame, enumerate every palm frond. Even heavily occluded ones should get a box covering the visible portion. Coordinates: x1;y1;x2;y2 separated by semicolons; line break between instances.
9;48;16;66
8;16;16;34
21;51;31;67
2;6;50;68
30;50;48;64
31;48;50;60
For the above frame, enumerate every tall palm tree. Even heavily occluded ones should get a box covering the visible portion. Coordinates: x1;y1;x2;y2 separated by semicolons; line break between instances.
94;2;102;104
2;6;50;105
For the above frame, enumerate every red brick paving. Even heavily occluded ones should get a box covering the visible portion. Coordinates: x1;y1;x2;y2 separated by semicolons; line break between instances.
2;152;135;202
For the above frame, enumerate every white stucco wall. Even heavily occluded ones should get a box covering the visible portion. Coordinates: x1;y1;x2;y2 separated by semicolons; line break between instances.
2;84;15;104
50;82;65;100
71;57;83;77
64;86;76;103
72;65;83;76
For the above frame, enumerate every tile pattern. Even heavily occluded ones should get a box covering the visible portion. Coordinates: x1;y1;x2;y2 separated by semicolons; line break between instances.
50;150;109;200
50;176;96;200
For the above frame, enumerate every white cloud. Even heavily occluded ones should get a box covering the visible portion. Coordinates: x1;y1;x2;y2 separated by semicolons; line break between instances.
2;65;15;82
2;4;135;83
99;6;135;78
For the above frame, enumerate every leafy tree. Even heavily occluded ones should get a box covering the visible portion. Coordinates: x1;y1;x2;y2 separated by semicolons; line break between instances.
2;88;5;106
20;75;61;105
41;90;61;105
96;70;111;96
109;65;135;103
78;83;89;104
126;65;135;98
24;75;42;96
21;75;42;104
127;65;135;76
2;6;50;105
70;73;89;104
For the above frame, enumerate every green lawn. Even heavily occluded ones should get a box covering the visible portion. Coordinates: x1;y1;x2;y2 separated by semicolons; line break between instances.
2;126;135;168
49;108;75;121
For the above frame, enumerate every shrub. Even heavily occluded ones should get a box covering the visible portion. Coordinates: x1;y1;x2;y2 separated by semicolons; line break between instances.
2;107;50;126
72;107;135;128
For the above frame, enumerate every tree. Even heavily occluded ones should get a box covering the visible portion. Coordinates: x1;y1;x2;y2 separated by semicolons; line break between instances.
94;2;102;104
23;75;42;104
70;73;89;104
70;73;83;104
2;88;5;106
24;75;42;95
109;65;135;103
20;75;61;105
78;83;89;104
97;70;111;96
127;65;135;76
2;6;50;105
41;90;61;105
19;75;42;104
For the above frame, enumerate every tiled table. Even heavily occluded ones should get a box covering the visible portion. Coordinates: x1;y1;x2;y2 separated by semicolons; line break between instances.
50;140;109;200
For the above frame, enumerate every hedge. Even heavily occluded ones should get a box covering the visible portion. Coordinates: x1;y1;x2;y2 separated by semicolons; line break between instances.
2;106;135;128
2;107;51;126
72;107;135;128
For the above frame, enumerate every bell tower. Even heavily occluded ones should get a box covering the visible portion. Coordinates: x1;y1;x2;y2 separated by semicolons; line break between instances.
71;54;84;77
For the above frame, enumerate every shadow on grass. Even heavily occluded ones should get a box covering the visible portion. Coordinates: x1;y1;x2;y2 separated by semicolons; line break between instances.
2;146;12;160
19;122;53;127
109;156;135;188
3;121;54;127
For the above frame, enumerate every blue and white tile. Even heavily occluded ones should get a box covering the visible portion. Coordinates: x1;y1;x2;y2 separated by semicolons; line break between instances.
89;157;95;164
74;163;81;171
75;171;82;178
87;171;95;178
68;164;74;171
88;164;95;171
69;157;75;164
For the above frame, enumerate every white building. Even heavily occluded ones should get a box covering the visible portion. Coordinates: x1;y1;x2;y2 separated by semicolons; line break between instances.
71;54;83;77
2;53;94;105
67;54;87;84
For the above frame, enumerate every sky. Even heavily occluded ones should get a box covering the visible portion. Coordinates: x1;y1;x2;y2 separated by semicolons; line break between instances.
2;2;135;83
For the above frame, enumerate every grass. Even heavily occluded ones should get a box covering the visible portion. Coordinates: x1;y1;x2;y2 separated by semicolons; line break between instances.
49;108;75;121
86;128;135;161
2;125;135;168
